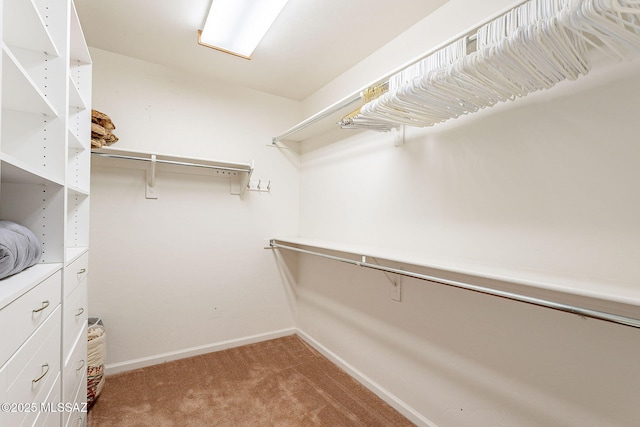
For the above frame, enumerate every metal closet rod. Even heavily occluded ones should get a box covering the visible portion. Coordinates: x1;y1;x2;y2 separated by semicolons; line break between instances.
270;241;640;329
270;0;528;144
91;152;252;173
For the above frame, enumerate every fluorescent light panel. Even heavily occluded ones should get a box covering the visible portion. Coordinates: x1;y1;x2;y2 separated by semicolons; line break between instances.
200;0;289;59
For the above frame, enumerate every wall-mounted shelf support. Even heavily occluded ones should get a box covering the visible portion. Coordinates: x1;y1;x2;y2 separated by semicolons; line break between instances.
146;154;158;199
393;126;405;147
92;147;254;197
230;162;253;195
368;256;402;301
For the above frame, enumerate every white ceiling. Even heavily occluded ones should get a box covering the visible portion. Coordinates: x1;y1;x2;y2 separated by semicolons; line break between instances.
75;0;449;101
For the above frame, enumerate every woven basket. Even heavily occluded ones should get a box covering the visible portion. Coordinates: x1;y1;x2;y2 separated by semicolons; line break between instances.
87;318;106;408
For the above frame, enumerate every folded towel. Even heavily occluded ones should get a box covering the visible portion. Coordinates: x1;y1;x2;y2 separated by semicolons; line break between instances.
0;220;43;280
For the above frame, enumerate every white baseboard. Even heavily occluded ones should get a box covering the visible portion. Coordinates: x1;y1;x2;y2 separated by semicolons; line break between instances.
104;327;297;375
296;329;437;427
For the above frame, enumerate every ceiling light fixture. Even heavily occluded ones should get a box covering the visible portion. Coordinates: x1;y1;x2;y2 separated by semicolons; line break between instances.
198;0;289;60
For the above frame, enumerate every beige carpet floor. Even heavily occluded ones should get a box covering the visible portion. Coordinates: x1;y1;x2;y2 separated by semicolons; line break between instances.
88;335;415;426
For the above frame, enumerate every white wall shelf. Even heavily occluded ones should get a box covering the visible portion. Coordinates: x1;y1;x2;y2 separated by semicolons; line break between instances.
66;184;90;198
1;108;66;184
68;108;90;152
68;76;87;110
67;128;84;150
267;0;491;145
67;148;90;193
5;45;59;99
269;237;640;327
269;23;479;144
0;154;65;187
92;147;254;197
1;48;59;117
2;0;59;55
65;247;88;267
272;93;362;143
69;1;92;66
65;189;89;263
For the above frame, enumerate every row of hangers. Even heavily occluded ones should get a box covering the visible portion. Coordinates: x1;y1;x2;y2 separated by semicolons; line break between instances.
563;0;640;56
340;0;640;131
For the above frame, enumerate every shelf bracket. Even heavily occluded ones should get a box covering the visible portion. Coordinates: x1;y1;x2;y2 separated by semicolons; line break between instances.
146;154;158;199
230;160;253;195
369;257;402;301
393;125;405;147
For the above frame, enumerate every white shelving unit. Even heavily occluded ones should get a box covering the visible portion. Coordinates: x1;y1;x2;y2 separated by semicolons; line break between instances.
0;0;92;425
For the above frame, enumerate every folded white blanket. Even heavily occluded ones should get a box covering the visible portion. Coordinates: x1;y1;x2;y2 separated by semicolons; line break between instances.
0;220;43;280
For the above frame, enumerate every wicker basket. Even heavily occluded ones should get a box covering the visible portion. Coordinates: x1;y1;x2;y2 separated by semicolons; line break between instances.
87;317;106;408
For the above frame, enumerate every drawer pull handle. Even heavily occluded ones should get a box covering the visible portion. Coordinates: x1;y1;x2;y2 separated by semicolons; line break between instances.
32;363;49;383
32;300;50;313
76;359;85;371
75;307;85;317
77;268;86;275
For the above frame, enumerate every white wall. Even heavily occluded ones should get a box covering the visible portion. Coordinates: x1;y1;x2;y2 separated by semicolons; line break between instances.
88;48;300;368
293;0;640;425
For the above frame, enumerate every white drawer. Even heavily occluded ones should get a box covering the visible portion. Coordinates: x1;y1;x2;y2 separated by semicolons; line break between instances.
0;378;5;426
63;283;88;360
65;415;86;427
63;368;87;427
64;253;88;299
64;406;86;427
0;308;61;426
25;372;61;427
63;328;87;409
0;271;62;367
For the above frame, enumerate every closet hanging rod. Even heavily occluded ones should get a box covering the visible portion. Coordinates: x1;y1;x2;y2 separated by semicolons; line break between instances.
269;240;640;329
271;0;529;144
91;152;252;173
